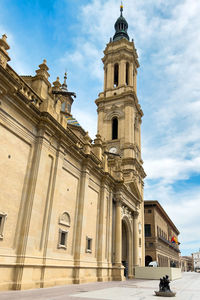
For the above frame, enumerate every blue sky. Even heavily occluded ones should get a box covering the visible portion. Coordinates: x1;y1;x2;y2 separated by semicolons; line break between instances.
1;0;200;256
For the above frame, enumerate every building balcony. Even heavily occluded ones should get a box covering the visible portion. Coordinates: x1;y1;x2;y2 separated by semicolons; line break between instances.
158;235;180;253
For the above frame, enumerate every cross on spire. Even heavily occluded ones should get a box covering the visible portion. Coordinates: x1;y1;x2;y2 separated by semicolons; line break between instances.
120;2;123;16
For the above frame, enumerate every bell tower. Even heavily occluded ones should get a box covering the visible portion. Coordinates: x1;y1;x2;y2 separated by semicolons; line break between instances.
95;4;145;182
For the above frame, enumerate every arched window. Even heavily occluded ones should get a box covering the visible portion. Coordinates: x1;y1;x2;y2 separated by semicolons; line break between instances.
58;212;70;249
114;64;119;87
126;63;129;85
112;117;118;140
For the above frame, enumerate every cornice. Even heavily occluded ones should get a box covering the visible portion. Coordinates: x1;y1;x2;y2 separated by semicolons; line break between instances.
122;157;146;178
95;90;143;117
144;200;180;235
114;181;141;208
0;65;21;92
68;123;86;137
103;39;139;68
0;64;44;110
103;51;138;64
32;74;51;88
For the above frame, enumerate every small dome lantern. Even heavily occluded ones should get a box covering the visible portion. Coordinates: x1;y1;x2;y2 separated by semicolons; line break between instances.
113;3;129;42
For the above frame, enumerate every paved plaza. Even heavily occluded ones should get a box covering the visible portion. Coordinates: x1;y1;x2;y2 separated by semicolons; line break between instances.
0;272;199;300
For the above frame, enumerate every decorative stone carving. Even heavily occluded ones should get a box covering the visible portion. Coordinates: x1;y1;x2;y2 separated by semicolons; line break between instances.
121;205;133;223
59;212;70;227
0;34;10;68
133;210;139;219
104;106;125;121
134;114;139;130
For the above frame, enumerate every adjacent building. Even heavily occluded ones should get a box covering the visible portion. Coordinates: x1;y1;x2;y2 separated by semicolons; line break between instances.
0;6;146;290
192;250;200;272
144;201;180;267
180;256;193;272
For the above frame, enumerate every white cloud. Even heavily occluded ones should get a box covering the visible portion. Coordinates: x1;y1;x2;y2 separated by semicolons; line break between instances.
61;40;103;81
0;25;33;75
73;107;97;140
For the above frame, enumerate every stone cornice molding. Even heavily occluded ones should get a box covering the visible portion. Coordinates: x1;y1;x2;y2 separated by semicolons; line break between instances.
95;91;143;117
103;39;139;68
114;182;140;209
103;52;137;64
1;64;44;110
32;74;51;88
122;157;146;179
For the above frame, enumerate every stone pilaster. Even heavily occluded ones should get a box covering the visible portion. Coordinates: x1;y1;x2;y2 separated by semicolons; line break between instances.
133;211;139;267
119;60;126;86
97;180;107;281
73;163;90;284
129;63;134;87
115;200;122;266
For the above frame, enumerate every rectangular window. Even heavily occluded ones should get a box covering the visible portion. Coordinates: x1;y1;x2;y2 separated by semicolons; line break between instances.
139;238;141;247
0;213;7;239
148;209;152;213
60;232;66;245
58;229;68;249
86;237;92;253
145;224;151;237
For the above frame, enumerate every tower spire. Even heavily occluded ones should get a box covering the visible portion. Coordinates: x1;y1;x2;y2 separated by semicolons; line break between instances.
113;2;129;42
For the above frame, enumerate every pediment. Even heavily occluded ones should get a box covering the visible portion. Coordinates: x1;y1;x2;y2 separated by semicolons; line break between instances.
125;180;142;202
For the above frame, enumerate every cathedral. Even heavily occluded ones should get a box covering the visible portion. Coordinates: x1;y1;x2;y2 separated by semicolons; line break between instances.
0;5;146;290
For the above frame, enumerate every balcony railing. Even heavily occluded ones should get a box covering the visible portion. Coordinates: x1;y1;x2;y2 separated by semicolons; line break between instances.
158;235;180;253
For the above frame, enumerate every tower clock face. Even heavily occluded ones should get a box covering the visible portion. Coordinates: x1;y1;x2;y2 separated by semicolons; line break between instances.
109;147;117;154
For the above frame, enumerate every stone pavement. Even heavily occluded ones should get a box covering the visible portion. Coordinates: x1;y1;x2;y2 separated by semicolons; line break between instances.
0;272;199;300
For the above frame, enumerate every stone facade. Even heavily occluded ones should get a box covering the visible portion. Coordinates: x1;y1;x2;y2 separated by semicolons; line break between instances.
180;256;193;272
192;250;200;272
0;7;146;291
144;201;180;267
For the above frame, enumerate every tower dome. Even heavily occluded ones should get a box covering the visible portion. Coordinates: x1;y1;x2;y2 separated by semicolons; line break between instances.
113;4;129;42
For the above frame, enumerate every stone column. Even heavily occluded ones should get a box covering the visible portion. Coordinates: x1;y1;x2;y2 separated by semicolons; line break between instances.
119;60;126;86
115;200;122;266
133;211;139;267
73;162;90;284
107;63;113;89
104;66;107;91
129;63;134;87
133;70;137;92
